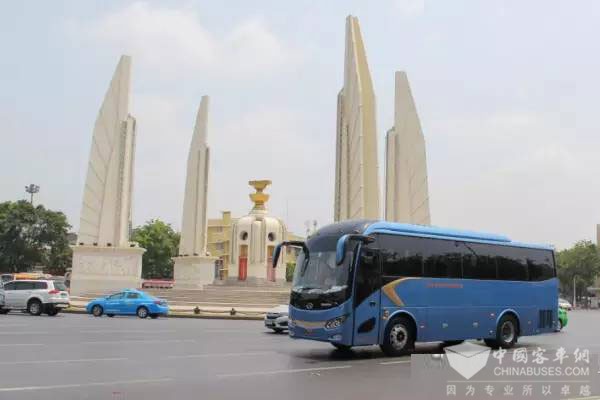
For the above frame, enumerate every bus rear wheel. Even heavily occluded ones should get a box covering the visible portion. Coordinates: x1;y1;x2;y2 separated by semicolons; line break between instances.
380;316;415;357
486;314;518;349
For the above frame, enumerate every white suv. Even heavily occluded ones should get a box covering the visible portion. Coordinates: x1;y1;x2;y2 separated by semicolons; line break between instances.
0;280;70;316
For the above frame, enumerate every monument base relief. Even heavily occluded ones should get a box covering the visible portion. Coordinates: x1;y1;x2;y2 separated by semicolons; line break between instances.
70;245;145;295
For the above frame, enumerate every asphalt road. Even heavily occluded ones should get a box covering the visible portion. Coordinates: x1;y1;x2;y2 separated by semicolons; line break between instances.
0;311;599;400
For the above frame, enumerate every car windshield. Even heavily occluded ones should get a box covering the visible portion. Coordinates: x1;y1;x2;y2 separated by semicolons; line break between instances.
292;235;353;294
54;281;67;291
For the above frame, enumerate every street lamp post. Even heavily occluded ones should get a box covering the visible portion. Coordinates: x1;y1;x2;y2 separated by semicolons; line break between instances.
25;184;40;205
573;275;577;309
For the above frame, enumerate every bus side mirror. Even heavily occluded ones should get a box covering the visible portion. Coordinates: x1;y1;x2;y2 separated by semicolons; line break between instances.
272;240;307;268
272;243;283;268
336;234;375;265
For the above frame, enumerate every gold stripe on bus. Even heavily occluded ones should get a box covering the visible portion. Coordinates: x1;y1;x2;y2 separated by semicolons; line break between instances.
382;277;420;307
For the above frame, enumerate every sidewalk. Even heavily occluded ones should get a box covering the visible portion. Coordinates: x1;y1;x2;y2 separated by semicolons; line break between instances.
66;299;270;320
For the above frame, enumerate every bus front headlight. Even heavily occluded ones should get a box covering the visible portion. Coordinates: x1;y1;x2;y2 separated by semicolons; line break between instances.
325;315;347;330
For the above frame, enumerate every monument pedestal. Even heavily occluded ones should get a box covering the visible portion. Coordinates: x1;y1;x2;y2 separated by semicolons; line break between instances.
228;262;287;284
173;256;218;290
70;245;145;296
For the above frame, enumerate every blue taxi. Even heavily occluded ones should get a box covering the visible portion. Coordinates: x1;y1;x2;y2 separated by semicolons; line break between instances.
86;289;169;319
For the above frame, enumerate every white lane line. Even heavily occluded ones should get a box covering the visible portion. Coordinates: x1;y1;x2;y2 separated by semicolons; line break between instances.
167;351;274;359
0;357;128;366
79;330;176;334
379;359;411;365
0;378;173;392
83;339;195;345
0;343;44;347
218;365;352;378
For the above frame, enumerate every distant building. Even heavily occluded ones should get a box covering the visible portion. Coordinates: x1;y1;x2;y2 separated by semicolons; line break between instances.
207;211;236;277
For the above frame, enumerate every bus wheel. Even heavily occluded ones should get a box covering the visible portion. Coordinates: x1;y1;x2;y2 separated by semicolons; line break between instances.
380;316;415;357
489;314;518;349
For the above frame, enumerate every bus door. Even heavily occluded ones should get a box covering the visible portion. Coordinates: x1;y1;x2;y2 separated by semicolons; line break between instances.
352;242;382;346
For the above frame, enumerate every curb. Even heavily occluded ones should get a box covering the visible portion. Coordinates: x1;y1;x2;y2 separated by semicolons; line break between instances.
62;307;265;321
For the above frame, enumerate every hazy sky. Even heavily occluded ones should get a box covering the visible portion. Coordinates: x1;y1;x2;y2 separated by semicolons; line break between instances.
1;0;599;249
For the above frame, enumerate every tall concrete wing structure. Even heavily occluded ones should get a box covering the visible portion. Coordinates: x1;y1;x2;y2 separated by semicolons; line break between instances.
77;55;136;247
71;55;144;295
179;96;210;257
334;15;380;222
385;71;431;225
173;97;217;289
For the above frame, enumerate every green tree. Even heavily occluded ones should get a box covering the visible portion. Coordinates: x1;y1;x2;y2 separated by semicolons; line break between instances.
131;219;180;279
286;262;296;282
0;200;72;274
556;240;600;302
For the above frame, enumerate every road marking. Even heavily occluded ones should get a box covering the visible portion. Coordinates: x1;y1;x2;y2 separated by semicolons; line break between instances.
0;357;128;366
79;330;176;334
167;351;274;359
218;365;352;378
379;359;411;365
83;339;195;345
0;378;173;392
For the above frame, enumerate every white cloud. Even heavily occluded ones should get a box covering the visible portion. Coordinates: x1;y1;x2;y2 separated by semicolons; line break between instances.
393;0;425;18
81;1;299;80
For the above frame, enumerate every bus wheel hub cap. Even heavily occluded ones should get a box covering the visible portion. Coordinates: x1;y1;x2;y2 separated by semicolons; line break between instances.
501;322;514;343
390;325;408;349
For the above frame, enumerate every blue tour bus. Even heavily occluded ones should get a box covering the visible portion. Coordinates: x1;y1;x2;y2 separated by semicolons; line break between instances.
273;220;558;356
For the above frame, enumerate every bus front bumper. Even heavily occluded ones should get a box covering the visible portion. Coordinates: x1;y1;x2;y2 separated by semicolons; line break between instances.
288;306;352;346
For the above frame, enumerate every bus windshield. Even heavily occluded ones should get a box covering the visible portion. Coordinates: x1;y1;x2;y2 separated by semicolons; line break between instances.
292;235;352;294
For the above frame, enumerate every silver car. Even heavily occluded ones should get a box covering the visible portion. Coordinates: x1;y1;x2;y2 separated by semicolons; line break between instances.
0;280;70;316
264;305;289;333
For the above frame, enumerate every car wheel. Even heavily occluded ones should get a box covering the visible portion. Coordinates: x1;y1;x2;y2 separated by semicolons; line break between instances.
27;300;43;316
380;316;415;357
46;308;59;316
0;308;9;315
91;305;103;317
136;306;149;319
107;314;114;318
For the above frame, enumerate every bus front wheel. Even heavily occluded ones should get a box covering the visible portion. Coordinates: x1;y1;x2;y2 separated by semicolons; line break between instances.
380;316;415;357
486;314;518;349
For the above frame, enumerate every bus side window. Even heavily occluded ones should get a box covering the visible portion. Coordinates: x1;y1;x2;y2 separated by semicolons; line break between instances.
466;243;498;280
527;249;555;281
380;235;422;278
422;238;461;279
496;247;528;281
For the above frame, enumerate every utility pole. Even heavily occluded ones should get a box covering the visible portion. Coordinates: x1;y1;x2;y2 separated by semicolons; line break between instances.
25;184;40;205
573;275;577;309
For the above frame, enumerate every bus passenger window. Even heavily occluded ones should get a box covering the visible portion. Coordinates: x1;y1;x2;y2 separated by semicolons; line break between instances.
380;235;422;278
527;249;555;281
422;238;461;279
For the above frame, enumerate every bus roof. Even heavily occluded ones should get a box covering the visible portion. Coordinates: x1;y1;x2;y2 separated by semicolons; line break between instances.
362;221;554;251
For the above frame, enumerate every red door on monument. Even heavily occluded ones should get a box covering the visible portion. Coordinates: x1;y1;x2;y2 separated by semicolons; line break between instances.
238;245;248;281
